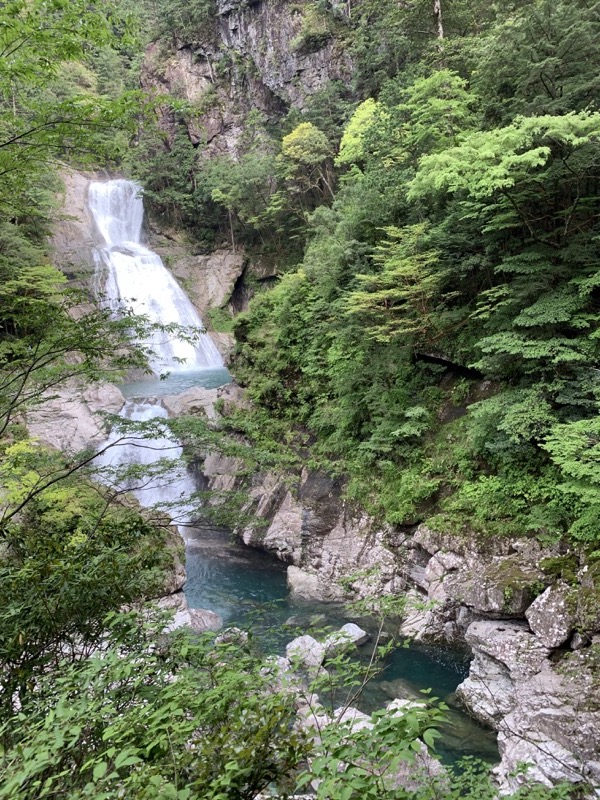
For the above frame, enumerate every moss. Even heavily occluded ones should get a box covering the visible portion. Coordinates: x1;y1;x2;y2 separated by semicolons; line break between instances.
206;306;235;333
539;554;579;583
576;561;600;634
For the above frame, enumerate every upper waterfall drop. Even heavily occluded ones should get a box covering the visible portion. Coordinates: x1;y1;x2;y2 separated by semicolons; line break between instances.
88;179;223;374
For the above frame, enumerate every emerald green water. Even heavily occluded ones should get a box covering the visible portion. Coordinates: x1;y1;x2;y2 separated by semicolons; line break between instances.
184;526;499;765
120;367;232;398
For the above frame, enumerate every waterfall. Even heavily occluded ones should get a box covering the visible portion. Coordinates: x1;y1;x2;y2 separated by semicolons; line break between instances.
88;179;223;375
95;400;197;532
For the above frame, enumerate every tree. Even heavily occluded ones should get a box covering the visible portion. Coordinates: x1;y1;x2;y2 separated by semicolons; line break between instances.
279;122;335;207
344;224;448;344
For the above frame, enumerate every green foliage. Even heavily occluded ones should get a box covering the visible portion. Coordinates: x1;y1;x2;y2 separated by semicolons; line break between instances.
0;613;304;800
543;417;600;544
345;224;447;344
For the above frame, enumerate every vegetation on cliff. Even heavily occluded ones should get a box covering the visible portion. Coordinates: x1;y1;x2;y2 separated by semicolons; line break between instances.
132;0;600;552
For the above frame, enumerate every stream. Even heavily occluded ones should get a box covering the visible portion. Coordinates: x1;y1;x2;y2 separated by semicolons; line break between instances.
90;178;498;767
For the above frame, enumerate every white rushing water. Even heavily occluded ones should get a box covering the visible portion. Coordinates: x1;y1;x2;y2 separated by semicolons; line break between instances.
89;179;223;375
89;178;222;533
95;401;197;531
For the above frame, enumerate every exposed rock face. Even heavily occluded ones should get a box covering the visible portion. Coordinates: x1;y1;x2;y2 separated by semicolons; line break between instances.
246;485;401;602
162;382;248;420
161;529;187;596
156;245;246;317
456;621;600;792
51;168;97;280
165;605;224;634
142;0;352;158
26;382;124;452
525;581;577;648
216;0;351;113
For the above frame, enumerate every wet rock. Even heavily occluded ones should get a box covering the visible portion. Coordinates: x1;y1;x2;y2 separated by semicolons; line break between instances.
162;387;219;420
215;627;249;647
456;652;515;726
287;566;323;600
525;581;577;648
164;606;223;634
166;247;246;316
379;678;424;703
51;168;97;278
161;529;187;595
323;623;370;657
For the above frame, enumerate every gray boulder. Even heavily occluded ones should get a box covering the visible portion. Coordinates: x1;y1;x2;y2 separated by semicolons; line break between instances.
525;581;576;648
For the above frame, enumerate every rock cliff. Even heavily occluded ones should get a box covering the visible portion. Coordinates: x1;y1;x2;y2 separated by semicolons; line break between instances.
142;0;351;158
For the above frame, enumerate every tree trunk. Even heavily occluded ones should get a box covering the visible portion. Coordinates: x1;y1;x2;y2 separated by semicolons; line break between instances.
433;0;444;39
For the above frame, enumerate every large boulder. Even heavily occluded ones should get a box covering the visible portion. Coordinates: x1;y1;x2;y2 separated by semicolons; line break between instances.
165;606;223;634
525;581;577;648
162;387;219;419
323;623;370;658
286;635;326;670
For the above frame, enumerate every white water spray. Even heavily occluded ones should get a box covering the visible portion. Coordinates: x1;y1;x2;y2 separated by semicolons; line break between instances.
89;179;223;375
95;400;197;529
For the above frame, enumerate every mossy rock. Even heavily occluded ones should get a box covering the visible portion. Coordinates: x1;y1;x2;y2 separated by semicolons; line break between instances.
539;554;579;583
576;562;600;635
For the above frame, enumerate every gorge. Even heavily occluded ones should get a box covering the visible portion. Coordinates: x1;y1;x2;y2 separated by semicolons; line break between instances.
85;175;498;766
2;0;600;797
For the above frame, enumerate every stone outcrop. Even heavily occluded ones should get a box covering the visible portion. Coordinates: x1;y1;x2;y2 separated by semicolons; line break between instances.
142;0;352;159
152;244;246;318
455;621;600;792
51;168;98;280
525;581;577;649
162;382;248;420
164;603;224;634
26;382;125;452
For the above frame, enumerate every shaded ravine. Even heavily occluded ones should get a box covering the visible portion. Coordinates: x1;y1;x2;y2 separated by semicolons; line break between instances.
89;178;498;766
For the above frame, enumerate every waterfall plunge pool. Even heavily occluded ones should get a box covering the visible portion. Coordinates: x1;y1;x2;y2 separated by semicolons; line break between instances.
184;525;499;766
119;366;233;398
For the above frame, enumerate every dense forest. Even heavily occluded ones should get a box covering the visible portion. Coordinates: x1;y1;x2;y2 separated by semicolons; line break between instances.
0;0;599;797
